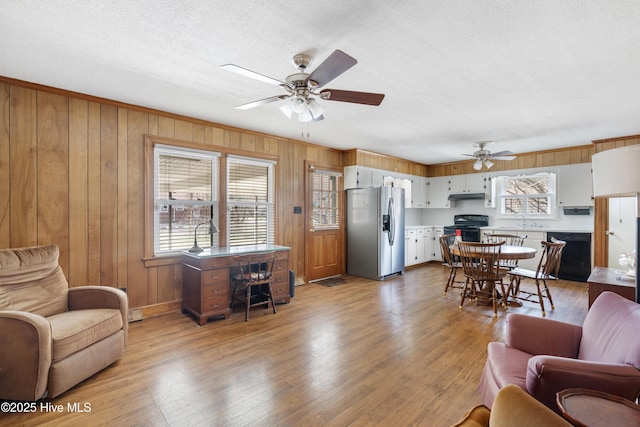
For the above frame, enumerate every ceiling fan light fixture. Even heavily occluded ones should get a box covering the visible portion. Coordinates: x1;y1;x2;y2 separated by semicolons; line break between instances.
307;98;324;119
291;96;308;114
279;102;293;119
473;159;483;171
297;110;313;123
484;159;494;169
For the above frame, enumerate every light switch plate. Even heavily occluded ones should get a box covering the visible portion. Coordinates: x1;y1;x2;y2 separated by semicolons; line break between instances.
127;308;143;323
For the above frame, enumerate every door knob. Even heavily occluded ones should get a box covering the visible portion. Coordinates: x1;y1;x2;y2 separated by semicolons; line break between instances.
310;228;315;233
605;230;614;235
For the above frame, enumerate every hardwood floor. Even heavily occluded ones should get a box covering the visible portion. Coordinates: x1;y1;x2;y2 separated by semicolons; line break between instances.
3;263;589;426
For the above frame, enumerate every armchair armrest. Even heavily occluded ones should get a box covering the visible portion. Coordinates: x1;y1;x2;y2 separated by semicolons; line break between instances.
505;313;582;358
68;286;128;344
0;311;52;401
526;355;640;410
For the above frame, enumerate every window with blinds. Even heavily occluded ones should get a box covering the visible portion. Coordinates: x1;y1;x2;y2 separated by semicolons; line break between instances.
495;172;556;218
312;170;342;229
154;145;220;254
227;156;275;247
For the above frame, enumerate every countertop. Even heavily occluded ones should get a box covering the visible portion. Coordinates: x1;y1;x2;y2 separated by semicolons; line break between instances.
481;226;593;233
405;225;443;229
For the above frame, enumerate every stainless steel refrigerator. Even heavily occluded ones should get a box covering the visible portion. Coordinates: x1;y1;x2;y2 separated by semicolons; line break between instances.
346;186;405;280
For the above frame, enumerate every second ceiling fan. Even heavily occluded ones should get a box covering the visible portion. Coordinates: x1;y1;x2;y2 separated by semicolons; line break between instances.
221;50;385;122
463;142;516;170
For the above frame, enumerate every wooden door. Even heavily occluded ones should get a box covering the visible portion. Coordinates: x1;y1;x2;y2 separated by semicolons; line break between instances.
305;161;344;282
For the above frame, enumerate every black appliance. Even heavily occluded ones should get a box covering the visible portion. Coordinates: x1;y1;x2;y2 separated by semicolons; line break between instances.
547;232;591;282
443;214;489;242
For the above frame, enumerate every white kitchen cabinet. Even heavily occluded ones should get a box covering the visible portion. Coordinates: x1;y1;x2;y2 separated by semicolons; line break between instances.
416;228;427;263
431;226;444;261
423;228;437;261
344;166;372;189
447;174;488;194
557;163;593;207
426;176;451;208
405;229;418;266
370;168;386;187
410;176;428;208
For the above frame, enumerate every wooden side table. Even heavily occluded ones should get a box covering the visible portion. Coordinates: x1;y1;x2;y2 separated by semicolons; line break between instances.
587;266;635;307
556;388;640;427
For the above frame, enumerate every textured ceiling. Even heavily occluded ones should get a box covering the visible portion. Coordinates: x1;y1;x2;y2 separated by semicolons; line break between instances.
2;1;640;164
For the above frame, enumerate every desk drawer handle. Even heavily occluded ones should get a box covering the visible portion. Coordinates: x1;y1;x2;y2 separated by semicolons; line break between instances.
208;274;220;280
210;288;220;294
211;303;220;308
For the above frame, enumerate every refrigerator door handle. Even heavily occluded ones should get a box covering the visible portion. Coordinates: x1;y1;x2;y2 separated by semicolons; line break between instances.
388;197;395;246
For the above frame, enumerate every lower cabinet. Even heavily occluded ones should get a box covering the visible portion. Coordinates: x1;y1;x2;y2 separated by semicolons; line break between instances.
182;248;290;325
405;226;444;266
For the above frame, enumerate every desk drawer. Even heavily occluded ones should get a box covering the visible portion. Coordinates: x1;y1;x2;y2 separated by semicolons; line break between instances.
200;257;233;270
202;267;229;286
201;295;229;313
274;250;289;261
273;259;288;274
203;281;229;298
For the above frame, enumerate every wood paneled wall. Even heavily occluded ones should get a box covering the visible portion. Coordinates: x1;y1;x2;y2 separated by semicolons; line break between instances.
428;145;594;177
343;149;428;176
0;78;342;312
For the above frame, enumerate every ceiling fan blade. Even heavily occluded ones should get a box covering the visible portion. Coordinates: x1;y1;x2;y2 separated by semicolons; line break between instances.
234;95;287;110
221;64;284;86
306;50;357;87
492;155;516;161
320;89;385;106
490;150;514;157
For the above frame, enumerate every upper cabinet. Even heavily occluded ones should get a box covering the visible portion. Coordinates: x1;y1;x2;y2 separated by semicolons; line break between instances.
410;176;428;208
447;174;488;194
557;163;593;207
344;166;372;189
426;176;451;208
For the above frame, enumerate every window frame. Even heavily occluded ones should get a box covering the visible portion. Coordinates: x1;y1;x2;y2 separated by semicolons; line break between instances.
144;135;279;263
494;172;557;219
226;154;276;247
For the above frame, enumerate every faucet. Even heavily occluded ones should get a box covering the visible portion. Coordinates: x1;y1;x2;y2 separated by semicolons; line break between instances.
515;213;526;228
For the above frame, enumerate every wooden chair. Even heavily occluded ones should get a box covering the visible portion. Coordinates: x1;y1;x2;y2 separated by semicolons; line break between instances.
439;234;464;294
457;241;507;317
230;252;277;321
483;233;527;270
506;239;566;316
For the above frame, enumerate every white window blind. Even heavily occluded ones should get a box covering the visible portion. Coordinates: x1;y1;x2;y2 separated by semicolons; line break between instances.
226;156;275;247
154;145;220;254
312;169;342;229
495;173;556;218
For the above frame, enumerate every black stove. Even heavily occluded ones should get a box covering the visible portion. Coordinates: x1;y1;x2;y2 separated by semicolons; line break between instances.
443;214;489;242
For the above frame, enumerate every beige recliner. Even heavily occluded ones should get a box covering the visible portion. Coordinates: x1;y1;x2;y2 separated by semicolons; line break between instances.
0;245;128;401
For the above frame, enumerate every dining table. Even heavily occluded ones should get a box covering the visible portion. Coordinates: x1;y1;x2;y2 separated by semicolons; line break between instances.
450;242;537;307
450;243;537;260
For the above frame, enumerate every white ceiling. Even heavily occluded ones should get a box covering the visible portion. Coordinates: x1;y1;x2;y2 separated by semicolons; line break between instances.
2;1;640;164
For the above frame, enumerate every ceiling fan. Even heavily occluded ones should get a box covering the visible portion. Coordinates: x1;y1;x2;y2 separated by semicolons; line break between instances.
221;50;385;122
463;142;516;170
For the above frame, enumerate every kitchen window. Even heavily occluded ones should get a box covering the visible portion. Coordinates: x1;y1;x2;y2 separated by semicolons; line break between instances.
226;155;275;247
153;145;220;255
495;173;556;218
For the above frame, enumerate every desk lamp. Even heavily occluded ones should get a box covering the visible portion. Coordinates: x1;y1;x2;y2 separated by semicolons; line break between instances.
188;219;219;253
592;144;640;302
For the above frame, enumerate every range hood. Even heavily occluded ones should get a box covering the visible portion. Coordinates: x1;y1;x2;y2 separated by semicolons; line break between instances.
448;192;485;201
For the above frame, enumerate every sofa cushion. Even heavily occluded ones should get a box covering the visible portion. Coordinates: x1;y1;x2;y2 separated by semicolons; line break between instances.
0;245;68;316
47;308;124;361
485;342;531;390
579;291;640;369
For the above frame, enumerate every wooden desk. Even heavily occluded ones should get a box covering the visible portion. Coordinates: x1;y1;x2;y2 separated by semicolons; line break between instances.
557;388;640;427
587;266;635;307
182;245;290;325
451;244;537;260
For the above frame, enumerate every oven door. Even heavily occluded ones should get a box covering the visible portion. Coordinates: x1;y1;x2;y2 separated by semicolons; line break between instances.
460;227;480;242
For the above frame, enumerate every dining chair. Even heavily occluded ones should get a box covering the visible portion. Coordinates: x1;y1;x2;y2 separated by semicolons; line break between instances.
439;234;464;294
230;252;277;321
457;241;507;316
483;233;527;271
506;239;566;316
